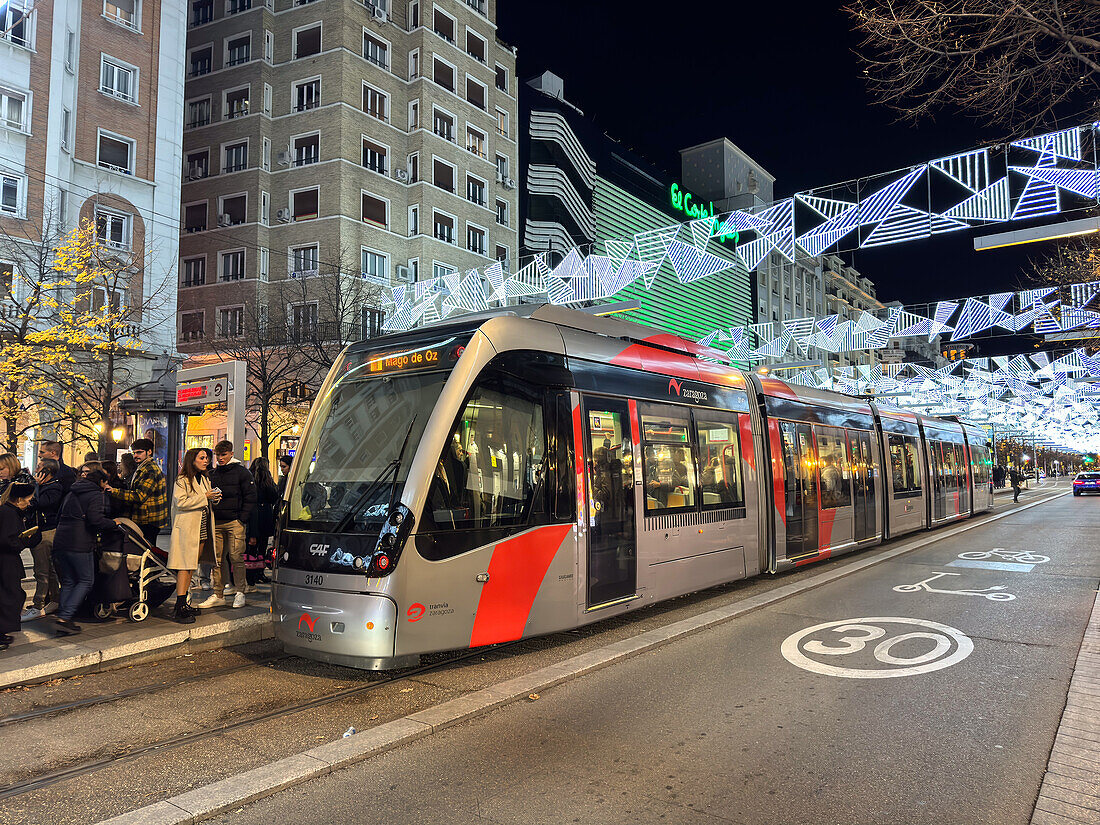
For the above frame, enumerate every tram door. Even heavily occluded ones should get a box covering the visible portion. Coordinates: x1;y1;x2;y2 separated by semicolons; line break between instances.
779;421;818;558
583;400;637;607
851;431;876;541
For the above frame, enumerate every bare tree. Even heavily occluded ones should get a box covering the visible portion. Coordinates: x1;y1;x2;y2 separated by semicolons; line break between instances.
204;293;310;458
846;1;1100;130
1027;235;1100;347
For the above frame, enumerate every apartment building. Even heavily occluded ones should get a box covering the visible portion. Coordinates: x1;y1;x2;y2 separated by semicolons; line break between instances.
822;252;887;370
0;0;185;355
176;0;518;352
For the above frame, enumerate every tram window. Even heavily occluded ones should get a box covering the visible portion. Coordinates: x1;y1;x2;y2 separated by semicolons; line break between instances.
426;384;545;534
693;415;745;509
640;406;698;513
815;426;852;509
942;442;958;490
887;434;921;496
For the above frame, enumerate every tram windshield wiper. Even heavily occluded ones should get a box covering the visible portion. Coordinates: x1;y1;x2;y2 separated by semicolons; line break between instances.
331;415;417;535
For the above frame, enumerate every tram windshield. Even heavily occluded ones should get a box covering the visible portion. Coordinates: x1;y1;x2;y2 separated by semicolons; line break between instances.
287;335;467;531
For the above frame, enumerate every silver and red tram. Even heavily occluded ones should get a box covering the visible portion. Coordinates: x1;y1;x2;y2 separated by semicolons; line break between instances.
272;305;994;669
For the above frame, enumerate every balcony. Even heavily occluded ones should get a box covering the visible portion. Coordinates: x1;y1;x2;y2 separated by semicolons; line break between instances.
225;54;251;68
293;100;319;112
224;104;250;120
433;127;454;143
433;230;454;245
188;61;212;77
186;117;210;128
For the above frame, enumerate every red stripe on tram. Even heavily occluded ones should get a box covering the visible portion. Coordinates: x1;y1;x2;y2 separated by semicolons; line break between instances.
739;413;755;472
768;419;786;527
470;524;574;647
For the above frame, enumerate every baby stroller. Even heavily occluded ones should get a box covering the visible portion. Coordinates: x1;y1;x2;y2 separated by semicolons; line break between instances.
92;518;176;622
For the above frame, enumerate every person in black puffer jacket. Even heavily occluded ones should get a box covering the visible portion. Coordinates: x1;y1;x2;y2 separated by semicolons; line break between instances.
52;468;121;636
196;440;256;609
20;458;63;621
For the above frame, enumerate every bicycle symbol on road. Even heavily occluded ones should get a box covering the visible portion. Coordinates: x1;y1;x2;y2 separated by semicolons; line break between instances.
893;572;1016;601
957;549;1050;564
781;617;974;679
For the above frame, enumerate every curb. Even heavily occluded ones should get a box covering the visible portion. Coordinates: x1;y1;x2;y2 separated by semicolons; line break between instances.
0;611;274;689
96;491;1067;825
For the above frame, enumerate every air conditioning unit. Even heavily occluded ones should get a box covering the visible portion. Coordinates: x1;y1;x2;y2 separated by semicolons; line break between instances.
276;208;291;222
504;177;516;190
371;5;387;21
217;214;232;227
277;149;292;166
395;169;409;182
395;265;413;283
495;171;505;184
186;165;205;180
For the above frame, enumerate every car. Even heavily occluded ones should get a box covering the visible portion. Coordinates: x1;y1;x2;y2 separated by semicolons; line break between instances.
1072;471;1100;496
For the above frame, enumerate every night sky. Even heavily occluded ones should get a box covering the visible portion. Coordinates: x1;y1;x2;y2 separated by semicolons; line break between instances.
496;1;1052;310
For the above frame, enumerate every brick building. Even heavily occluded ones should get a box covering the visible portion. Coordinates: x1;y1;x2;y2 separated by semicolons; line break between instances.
176;0;518;357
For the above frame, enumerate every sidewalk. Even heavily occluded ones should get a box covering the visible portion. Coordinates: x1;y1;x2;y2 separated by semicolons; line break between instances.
7;534;274;688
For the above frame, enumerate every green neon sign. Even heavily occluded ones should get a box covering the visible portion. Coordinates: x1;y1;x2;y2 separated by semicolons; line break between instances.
669;184;738;244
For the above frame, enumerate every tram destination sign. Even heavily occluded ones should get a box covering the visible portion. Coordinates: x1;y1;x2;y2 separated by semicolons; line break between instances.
176;378;228;407
345;337;467;377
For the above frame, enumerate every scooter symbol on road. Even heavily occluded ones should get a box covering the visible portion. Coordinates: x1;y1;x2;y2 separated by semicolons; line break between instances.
893;572;1016;601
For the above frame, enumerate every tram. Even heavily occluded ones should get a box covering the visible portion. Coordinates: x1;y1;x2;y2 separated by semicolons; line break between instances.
272;305;994;669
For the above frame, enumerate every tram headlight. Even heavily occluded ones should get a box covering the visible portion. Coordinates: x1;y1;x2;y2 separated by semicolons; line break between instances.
390;510;404;526
353;556;366;570
383;533;396;547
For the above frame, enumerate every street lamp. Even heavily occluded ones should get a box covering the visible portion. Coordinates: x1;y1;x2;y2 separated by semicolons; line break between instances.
111;427;125;443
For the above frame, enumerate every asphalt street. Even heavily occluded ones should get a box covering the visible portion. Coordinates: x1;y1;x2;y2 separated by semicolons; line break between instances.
210;489;1099;825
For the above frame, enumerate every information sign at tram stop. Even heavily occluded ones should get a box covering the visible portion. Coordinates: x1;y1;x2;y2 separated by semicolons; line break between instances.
176;377;228;407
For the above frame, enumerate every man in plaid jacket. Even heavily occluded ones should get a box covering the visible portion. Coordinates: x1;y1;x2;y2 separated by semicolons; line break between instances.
106;439;168;546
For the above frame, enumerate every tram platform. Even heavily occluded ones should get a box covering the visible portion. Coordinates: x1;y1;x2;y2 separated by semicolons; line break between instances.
6;534;273;688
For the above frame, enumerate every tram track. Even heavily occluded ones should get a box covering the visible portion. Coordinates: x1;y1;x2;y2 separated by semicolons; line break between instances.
0;653;291;729
0;643;517;802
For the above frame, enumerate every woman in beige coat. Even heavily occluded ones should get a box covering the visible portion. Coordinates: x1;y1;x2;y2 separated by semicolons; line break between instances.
168;448;219;623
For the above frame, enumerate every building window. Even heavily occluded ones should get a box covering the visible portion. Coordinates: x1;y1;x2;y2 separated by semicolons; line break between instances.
466;124;486;158
184;202;208;232
263;83;272;115
432;58;454;92
218;305;244;336
433;212;454;244
406;152;418;182
0;87;27;132
218;193;246;226
408;48;419;79
466;29;486;63
495;108;508;138
495;153;508;178
408;99;419;129
261;137;270;171
361;138;387;174
361;192;387;226
432;108;454;141
466;77;486;110
188;45;212;77
432;158;454;193
363;31;388;69
259;247;269;281
362;84;388;122
433;262;455;280
495;198;508;226
293;24;321;59
290;244;318;277
0;1;30;48
100;57;136;103
226;0;251;13
61;108;71;151
432;8;454;41
290;303;317;340
294;133;319;166
466;175;485;207
466;224;485;256
362;306;384;338
260;191;269;225
104;0;138;30
65;30;76;71
224;86;250;119
408;205;418;236
264;29;274;61
223;140;248;172
181;311;205;341
97;132;134;174
182;257;206;287
494;244;508;265
186;97;211;128
191;0;212;25
219;251;245;282
362;248;387;281
94;208;132;250
293;78;320;111
0;175;22;217
407;0;419;28
495;64;508;92
292;187;319;220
